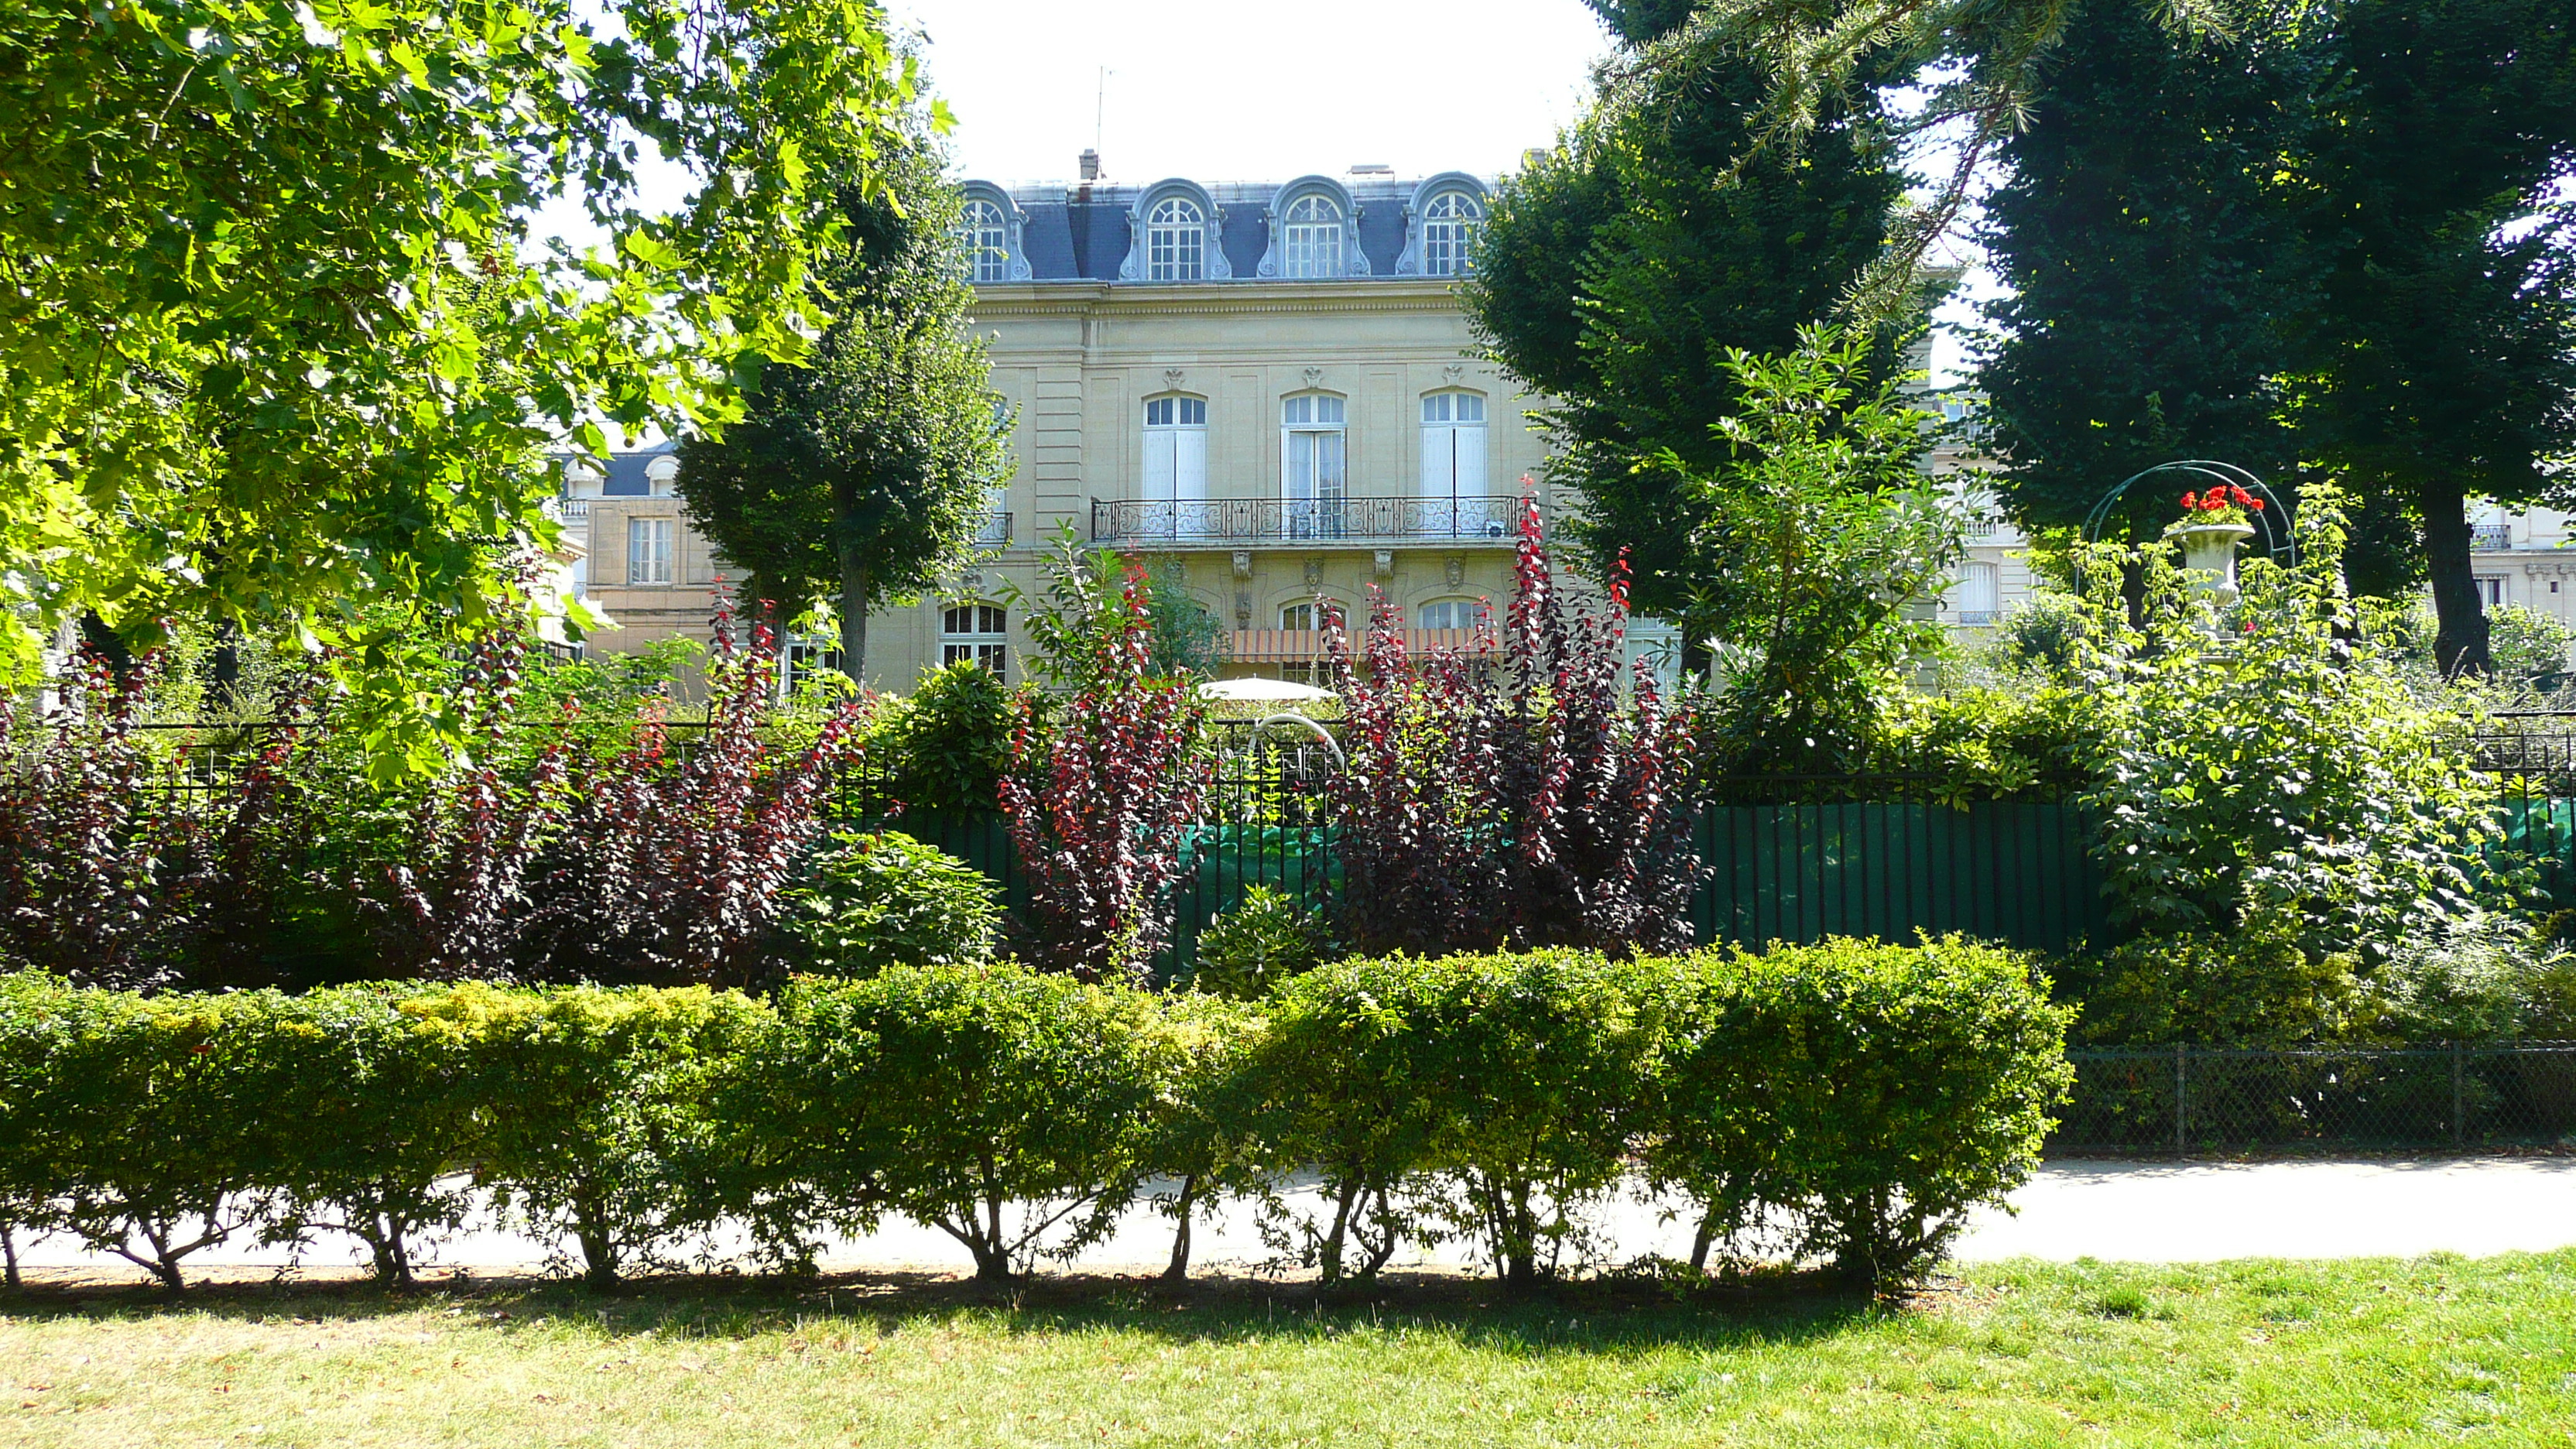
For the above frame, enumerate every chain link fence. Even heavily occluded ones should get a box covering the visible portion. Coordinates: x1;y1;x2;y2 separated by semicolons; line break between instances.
2057;1044;2576;1155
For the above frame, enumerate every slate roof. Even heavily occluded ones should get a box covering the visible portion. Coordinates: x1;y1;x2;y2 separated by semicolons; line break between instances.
985;174;1492;283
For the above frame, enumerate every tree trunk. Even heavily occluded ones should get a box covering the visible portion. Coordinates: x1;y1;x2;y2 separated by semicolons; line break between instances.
3;1222;19;1290
2421;478;2491;678
836;535;871;688
1688;1211;1718;1276
1161;1174;1200;1284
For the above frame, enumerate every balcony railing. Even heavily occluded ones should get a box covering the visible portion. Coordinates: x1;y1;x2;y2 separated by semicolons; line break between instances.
975;511;1011;547
1091;496;1524;548
2472;522;2513;550
551;497;591;521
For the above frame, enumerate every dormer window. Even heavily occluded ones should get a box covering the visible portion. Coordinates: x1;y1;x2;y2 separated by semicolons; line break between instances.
1421;191;1483;276
1282;194;1344;279
961;198;1009;283
1147;197;1205;281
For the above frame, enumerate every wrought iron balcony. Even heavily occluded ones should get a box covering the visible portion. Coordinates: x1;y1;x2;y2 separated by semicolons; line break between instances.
975;511;1011;547
1091;496;1525;548
2472;522;2513;550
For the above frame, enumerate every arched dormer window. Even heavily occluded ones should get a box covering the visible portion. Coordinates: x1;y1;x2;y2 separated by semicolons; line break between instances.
1148;197;1204;280
1259;176;1365;279
956;182;1027;283
1397;173;1491;277
1122;181;1229;283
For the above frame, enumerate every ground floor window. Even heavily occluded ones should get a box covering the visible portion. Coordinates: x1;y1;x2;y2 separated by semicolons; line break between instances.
942;603;1009;677
2476;575;2506;608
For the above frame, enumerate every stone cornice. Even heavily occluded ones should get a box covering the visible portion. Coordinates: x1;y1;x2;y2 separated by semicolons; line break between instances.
971;279;1465;321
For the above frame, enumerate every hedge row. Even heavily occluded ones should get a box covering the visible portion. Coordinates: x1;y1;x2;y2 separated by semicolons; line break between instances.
0;937;2072;1293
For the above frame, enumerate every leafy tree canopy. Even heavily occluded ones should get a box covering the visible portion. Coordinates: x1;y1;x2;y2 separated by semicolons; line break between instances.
1;0;917;772
1466;16;1901;628
677;110;1010;683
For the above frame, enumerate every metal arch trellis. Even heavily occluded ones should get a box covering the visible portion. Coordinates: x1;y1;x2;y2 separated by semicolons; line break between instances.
2079;460;2297;573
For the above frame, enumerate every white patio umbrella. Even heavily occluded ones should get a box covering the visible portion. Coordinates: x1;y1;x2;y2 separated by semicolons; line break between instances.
1193;677;1335;704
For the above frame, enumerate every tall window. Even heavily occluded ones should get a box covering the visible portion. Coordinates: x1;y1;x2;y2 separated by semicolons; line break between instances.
1146;197;1205;281
1955;562;1999;625
1281;194;1343;278
1142;395;1208;537
1420;391;1488;535
941;603;1009;675
1418;598;1479;631
2477;575;2506;608
626;517;673;585
1421;191;1483;277
1281;394;1347;536
960;199;1008;283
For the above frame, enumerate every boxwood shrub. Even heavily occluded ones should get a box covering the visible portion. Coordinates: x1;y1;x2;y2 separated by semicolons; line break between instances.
0;936;2070;1294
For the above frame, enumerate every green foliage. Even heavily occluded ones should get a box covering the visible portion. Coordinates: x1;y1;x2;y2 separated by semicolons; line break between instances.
1869;687;2092;803
1975;4;2317;553
2067;485;2497;962
0;0;917;766
1651;937;2074;1289
0;974;279;1290
1650;329;1962;772
2061;920;2367;1047
423;984;769;1288
245;985;484;1285
751;966;1184;1282
677;115;1012;683
1188;887;1334;1001
1142;560;1229;678
1465;33;1899;623
776;831;1001;978
865;660;1018;814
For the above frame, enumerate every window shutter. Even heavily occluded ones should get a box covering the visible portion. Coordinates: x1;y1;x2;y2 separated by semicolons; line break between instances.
1143;428;1175;503
1456;423;1487;497
1421;424;1454;500
1176;426;1207;504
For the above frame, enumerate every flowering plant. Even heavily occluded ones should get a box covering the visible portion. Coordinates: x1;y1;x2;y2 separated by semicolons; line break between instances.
2176;484;2265;528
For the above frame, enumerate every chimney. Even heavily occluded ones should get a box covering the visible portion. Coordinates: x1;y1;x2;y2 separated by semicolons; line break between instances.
1078;149;1101;183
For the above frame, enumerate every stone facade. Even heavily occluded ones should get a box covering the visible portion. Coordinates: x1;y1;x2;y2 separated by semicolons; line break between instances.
557;170;1662;692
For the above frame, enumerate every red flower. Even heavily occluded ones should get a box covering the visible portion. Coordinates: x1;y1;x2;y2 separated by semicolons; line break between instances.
2180;491;2200;510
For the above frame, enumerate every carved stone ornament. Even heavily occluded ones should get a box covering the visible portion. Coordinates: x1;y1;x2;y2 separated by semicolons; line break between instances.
1232;549;1253;579
1164;368;1186;390
1444;555;1465;587
1373;548;1395;578
1303;557;1324;588
1442;363;1465;385
1234;591;1252;628
1302;366;1324;389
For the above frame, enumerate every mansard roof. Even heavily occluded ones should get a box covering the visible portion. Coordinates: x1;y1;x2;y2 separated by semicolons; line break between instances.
983;173;1492;284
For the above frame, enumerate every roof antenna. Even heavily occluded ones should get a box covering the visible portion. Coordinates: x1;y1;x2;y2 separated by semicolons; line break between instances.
1078;68;1108;188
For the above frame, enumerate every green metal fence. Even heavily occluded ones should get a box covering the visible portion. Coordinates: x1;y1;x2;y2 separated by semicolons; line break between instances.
1694;800;2109;954
872;798;2112;973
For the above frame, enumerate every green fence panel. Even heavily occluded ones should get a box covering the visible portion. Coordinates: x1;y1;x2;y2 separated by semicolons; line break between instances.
1692;801;2111;954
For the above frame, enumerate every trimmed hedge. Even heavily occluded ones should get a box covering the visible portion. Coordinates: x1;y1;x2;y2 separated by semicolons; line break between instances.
0;938;2070;1293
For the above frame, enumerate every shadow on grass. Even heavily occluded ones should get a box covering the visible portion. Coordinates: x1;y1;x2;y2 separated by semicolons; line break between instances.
0;1264;1892;1358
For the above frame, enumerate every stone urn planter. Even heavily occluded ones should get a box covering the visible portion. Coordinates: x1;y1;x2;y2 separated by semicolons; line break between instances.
2172;519;2256;605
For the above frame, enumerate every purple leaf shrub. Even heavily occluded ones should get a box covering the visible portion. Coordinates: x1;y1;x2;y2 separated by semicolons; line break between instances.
0;650;208;990
1000;565;1213;984
524;598;868;990
359;629;576;981
1327;498;1704;957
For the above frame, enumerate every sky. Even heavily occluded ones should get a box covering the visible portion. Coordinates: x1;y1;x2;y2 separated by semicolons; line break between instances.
882;0;1615;186
535;0;1980;384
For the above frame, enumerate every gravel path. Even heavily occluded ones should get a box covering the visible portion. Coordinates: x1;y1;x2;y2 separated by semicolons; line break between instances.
15;1157;2576;1286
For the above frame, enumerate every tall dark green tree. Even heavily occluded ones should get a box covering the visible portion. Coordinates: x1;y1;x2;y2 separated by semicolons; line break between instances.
1978;0;2576;673
1975;2;2319;547
2287;0;2576;676
679;118;1010;685
1466;0;1903;631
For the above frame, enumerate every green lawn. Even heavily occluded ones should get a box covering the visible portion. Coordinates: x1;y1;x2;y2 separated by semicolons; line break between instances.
5;1254;2574;1447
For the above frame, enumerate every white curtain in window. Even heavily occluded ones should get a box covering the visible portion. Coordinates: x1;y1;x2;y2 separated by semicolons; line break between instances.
1283;396;1348;537
1420;392;1487;535
626;517;673;586
1143;396;1208;539
1956;561;1999;622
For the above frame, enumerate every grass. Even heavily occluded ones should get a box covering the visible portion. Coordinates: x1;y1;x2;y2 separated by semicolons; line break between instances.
5;1253;2576;1447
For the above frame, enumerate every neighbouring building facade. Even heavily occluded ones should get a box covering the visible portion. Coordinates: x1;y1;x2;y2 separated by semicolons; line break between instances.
557;163;1680;691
